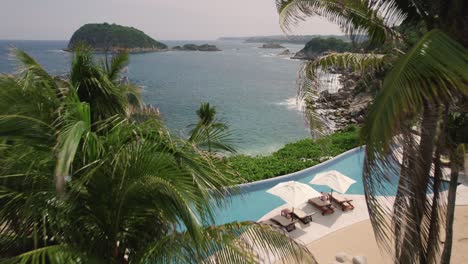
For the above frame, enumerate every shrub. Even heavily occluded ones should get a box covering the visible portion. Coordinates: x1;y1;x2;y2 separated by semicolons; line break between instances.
227;127;360;183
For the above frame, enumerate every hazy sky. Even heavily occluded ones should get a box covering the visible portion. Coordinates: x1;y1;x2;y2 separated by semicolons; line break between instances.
0;0;343;40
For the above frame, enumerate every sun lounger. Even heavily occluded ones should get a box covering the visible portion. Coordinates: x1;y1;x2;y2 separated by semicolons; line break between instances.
308;197;335;215
270;215;297;232
329;193;354;211
281;208;314;224
292;209;315;224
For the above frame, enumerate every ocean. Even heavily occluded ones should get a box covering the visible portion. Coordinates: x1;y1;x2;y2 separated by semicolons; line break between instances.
0;39;312;155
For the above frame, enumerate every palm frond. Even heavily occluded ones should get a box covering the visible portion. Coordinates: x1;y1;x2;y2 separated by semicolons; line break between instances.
361;29;468;263
54;102;91;196
277;0;402;44
138;222;317;264
70;47;127;122
189;122;237;154
103;51;129;83
363;29;468;158
1;245;94;264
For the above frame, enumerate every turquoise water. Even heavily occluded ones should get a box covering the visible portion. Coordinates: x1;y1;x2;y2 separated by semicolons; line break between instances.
0;40;310;155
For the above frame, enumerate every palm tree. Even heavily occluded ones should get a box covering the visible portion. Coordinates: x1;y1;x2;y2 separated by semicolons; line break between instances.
0;49;315;263
276;0;468;263
189;102;236;153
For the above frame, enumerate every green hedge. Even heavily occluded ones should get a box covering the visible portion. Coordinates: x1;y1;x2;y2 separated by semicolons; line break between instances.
227;126;361;183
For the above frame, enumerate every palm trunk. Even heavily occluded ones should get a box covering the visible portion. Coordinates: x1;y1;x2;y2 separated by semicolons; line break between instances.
393;133;414;259
441;149;461;263
425;146;442;263
399;104;439;264
55;173;66;198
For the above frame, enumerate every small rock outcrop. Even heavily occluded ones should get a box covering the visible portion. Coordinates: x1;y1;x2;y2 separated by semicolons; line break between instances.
277;49;292;56
172;44;221;51
259;43;285;49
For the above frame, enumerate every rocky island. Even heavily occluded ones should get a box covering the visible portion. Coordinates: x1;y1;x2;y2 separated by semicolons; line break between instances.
172;44;221;51
259;43;285;49
67;23;168;53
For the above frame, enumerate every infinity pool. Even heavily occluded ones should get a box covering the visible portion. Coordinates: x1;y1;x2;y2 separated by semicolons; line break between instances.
213;147;368;225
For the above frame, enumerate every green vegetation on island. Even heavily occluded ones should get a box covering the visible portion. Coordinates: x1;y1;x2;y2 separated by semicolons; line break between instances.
293;37;354;59
67;23;168;52
228;127;360;183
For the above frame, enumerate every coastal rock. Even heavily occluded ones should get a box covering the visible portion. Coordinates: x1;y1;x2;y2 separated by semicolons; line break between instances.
291;50;316;60
352;256;367;264
277;49;292;56
343;79;356;89
172;44;221;51
260;43;285;49
311;70;374;131
335;252;349;263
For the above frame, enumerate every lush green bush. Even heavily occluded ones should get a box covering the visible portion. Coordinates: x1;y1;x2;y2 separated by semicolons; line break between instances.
227;126;361;183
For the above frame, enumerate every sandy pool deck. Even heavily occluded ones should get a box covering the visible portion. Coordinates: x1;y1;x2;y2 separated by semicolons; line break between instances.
264;178;468;263
307;205;468;263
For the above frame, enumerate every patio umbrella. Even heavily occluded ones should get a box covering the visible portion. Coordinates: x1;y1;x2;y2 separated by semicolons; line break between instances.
309;170;356;195
267;181;321;208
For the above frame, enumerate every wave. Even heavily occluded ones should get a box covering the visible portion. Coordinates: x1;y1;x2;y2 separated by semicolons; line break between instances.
274;97;305;111
47;49;66;53
241;143;286;156
260;53;277;58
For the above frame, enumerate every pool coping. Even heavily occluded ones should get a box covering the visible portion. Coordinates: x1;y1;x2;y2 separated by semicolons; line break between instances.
235;146;365;192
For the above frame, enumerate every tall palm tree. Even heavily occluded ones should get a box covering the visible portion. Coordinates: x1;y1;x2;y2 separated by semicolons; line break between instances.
276;0;468;263
0;49;315;263
189;102;236;153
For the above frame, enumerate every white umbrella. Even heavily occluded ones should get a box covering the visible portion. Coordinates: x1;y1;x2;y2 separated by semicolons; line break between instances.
267;181;321;208
309;170;356;194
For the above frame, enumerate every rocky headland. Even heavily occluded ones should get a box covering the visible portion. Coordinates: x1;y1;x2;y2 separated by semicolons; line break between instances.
172;44;221;51
291;37;354;60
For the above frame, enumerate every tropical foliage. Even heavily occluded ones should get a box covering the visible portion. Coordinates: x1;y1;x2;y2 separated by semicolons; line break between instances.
188;102;236;153
0;48;316;263
228;127;360;182
276;0;468;263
